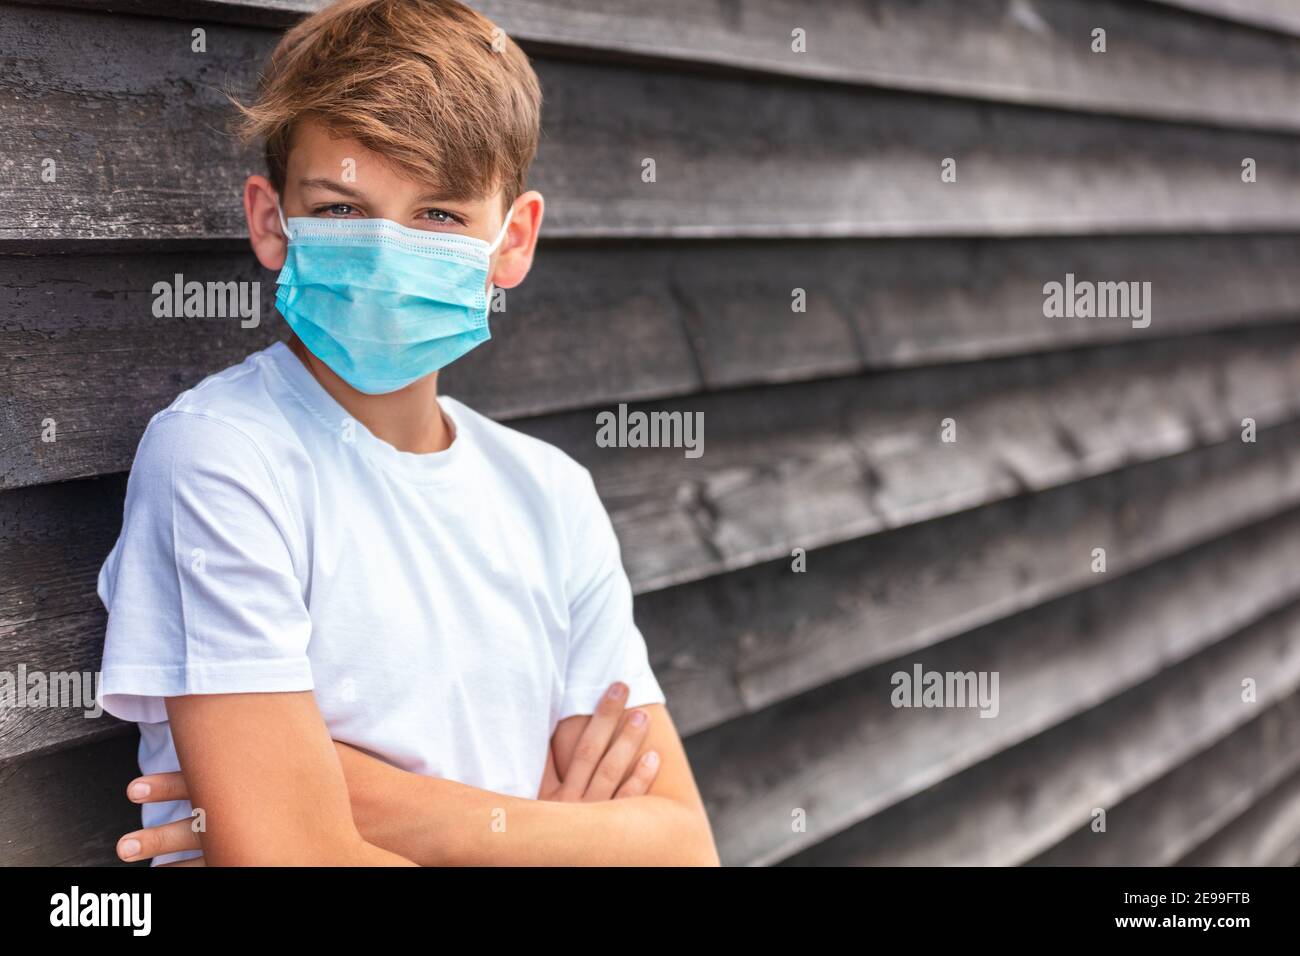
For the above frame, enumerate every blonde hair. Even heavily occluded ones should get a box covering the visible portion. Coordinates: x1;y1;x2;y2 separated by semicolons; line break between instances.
232;0;541;210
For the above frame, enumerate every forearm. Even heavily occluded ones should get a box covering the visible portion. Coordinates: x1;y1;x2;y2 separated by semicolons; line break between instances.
198;809;419;867
338;746;716;866
341;834;422;867
206;834;418;867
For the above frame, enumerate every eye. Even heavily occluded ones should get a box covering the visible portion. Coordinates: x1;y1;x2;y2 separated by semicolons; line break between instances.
420;208;466;226
314;203;359;217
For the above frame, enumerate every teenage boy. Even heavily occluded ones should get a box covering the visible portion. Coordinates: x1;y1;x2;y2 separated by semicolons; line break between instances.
97;0;719;866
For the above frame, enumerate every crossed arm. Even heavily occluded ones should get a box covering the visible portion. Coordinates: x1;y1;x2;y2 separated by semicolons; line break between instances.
119;682;719;866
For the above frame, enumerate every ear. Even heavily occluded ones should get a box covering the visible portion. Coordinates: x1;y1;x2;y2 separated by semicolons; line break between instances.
489;189;544;290
244;174;289;271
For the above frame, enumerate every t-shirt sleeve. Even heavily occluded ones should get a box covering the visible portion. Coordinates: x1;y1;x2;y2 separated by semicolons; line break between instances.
556;463;666;721
95;409;314;725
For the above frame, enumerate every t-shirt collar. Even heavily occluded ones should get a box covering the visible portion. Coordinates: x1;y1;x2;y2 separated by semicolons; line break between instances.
261;339;470;485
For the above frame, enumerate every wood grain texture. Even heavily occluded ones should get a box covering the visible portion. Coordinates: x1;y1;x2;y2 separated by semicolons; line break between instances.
1026;692;1300;865
7;6;1300;243
1175;761;1300;865
21;0;1300;131
1143;0;1300;36
0;476;127;763
0;729;143;866
638;420;1300;735
776;591;1300;867
485;0;1300;133
519;328;1300;593
9;236;1300;487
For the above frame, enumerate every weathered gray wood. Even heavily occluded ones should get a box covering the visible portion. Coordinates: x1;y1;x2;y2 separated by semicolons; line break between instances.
486;0;1300;134
1026;692;1300;865
638;419;1300;734
0;475;127;763
519;328;1300;593
19;0;317;26
8;5;1300;243
10;237;1300;488
1143;0;1300;36
23;0;1300;132
1176;763;1300;865
0;729;143;866
643;233;1300;383
685;496;1300;866
840;234;1300;369
780;596;1300;867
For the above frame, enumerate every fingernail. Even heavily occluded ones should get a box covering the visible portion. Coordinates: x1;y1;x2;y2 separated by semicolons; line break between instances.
608;682;627;699
119;838;141;859
630;710;646;726
128;782;150;800
642;751;659;768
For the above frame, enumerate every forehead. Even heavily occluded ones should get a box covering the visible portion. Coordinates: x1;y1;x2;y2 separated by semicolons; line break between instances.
284;117;499;207
286;119;414;186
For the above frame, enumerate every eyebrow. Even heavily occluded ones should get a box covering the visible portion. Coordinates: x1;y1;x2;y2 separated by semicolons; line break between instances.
298;177;366;199
298;177;472;209
415;190;474;207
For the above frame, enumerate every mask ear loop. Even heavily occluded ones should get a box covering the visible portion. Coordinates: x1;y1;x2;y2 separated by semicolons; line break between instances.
484;204;516;310
275;199;293;241
486;204;516;255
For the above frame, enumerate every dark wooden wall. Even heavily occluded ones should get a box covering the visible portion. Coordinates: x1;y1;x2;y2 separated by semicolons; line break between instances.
3;0;1300;866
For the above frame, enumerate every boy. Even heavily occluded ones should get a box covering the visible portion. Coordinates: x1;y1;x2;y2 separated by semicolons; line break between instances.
96;0;718;866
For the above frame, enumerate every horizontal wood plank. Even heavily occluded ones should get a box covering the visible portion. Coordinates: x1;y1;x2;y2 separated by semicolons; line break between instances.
0;729;142;866
21;0;1300;131
1143;0;1300;36
776;590;1300;867
1025;692;1300;865
1175;762;1300;865
475;0;1300;133
519;328;1300;593
637;418;1300;734
0;476;128;763
7;5;1300;243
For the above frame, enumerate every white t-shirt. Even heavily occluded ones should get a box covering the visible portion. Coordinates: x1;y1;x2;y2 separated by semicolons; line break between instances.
96;340;665;865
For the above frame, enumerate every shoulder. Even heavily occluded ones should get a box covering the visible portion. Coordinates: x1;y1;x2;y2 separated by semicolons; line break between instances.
160;346;302;453
128;348;307;507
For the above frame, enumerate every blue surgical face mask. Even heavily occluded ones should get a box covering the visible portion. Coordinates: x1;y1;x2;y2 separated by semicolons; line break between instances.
273;201;514;394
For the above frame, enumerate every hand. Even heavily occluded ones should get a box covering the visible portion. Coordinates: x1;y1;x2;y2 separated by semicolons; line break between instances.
115;741;417;865
536;681;661;802
115;773;205;866
113;742;377;866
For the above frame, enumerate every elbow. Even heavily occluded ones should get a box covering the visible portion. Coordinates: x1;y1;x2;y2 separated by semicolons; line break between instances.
686;833;722;868
664;802;722;867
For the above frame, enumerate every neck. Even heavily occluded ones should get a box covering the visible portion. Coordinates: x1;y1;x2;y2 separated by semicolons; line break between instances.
287;336;452;453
